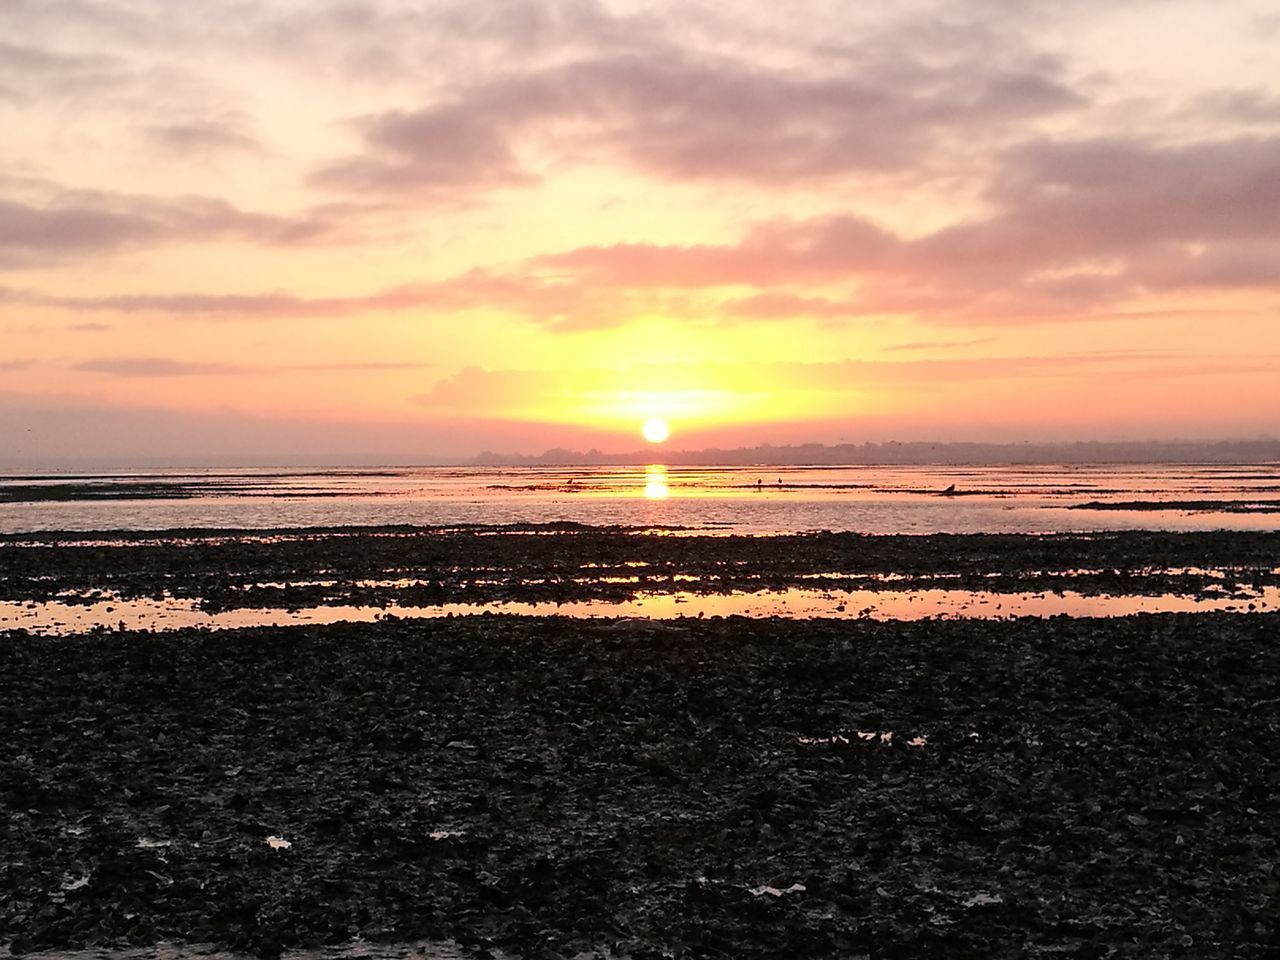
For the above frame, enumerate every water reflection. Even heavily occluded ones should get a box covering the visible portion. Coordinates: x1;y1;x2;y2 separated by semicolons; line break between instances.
643;464;669;500
2;584;1277;636
8;463;1280;536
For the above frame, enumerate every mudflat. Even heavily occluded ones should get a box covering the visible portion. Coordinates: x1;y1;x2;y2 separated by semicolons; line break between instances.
4;526;1280;610
3;611;1278;958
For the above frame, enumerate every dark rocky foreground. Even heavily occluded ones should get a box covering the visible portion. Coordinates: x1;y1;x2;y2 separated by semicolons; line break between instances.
3;613;1279;959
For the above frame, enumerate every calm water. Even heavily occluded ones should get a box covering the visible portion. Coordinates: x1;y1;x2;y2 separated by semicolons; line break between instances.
3;463;1279;535
3;584;1276;635
5;463;1279;633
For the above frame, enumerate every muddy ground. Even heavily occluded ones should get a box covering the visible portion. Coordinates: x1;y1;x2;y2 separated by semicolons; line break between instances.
3;611;1279;959
3;527;1280;610
1070;500;1280;514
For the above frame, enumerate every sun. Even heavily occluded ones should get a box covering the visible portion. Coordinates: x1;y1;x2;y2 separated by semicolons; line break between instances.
641;417;670;444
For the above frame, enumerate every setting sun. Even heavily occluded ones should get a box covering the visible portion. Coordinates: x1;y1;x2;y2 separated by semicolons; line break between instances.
642;418;671;444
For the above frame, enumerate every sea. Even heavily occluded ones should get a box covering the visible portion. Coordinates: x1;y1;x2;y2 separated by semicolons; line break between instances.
2;462;1279;535
5;461;1280;633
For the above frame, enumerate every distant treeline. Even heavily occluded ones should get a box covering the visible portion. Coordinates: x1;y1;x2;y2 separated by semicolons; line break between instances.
469;439;1280;467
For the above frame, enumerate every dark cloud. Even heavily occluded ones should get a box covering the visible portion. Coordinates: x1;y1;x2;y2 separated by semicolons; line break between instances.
317;106;536;197
0;192;336;268
980;135;1280;249
0;200;165;265
317;41;1082;198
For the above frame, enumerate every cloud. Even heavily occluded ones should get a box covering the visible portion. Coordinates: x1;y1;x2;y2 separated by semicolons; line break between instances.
74;357;246;378
721;293;876;321
0;191;336;268
289;360;433;372
12;131;1280;328
1188;88;1280;126
883;338;996;352
146;118;262;156
18;127;1280;328
3;2;1274;330
316;105;537;197
525;133;1280;323
316;27;1082;199
10;270;653;328
1;200;167;261
72;356;434;378
0;359;35;372
537;214;899;288
0;2;152;42
0;40;131;101
972;135;1280;253
38;290;370;318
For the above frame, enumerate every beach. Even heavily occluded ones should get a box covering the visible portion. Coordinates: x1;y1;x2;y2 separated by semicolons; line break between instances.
10;0;1280;951
3;527;1279;958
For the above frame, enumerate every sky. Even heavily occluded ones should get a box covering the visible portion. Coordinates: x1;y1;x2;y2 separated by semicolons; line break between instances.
2;0;1279;465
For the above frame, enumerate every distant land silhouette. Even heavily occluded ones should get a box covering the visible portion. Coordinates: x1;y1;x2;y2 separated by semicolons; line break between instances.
7;438;1280;472
469;439;1280;467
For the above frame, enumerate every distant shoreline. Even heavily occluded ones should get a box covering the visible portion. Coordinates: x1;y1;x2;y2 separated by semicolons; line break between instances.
467;439;1280;468
3;438;1279;472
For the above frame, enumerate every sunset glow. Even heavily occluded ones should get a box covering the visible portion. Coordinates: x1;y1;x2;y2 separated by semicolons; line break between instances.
2;0;1278;466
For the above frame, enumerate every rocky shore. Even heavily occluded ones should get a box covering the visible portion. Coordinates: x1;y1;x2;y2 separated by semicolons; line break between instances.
4;609;1278;958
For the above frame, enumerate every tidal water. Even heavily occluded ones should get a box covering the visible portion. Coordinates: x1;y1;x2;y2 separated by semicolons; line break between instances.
3;462;1280;535
3;584;1276;636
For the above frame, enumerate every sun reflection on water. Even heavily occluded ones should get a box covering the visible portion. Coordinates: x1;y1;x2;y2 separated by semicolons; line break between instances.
644;464;669;500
